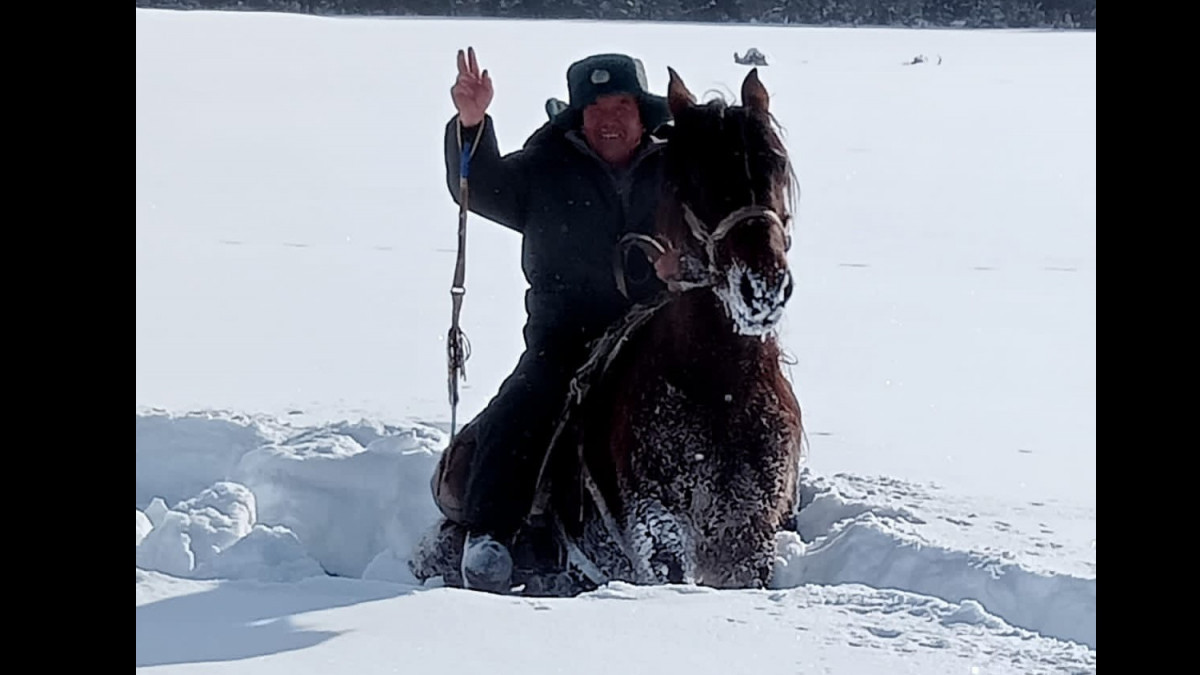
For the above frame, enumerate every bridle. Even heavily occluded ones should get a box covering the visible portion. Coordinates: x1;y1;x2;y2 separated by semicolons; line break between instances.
615;201;791;298
681;202;790;271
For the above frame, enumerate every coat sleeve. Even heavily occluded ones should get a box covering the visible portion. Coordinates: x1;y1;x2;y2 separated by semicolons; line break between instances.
444;114;528;234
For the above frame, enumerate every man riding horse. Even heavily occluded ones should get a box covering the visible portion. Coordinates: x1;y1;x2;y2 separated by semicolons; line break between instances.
434;48;677;593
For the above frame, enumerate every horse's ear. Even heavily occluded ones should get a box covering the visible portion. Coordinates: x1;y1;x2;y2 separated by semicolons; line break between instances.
741;68;769;113
667;66;696;117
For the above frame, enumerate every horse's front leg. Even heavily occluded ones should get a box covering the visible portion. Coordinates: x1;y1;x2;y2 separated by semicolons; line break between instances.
627;497;696;585
722;522;776;590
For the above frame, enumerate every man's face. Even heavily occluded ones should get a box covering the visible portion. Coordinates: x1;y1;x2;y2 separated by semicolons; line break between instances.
581;94;644;167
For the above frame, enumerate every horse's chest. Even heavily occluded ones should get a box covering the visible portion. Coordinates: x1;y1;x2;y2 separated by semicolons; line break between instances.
626;379;784;501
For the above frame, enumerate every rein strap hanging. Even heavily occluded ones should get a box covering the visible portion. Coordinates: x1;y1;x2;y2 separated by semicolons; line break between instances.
448;118;485;442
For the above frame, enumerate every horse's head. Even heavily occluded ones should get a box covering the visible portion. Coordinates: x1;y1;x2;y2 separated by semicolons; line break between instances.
660;67;796;337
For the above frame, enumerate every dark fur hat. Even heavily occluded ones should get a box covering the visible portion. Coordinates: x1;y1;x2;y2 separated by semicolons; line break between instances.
563;54;670;132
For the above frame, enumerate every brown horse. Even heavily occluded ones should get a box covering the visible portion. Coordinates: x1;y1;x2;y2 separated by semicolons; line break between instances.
411;67;803;594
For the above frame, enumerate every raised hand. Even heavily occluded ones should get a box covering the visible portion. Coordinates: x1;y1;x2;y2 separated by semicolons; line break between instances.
451;47;493;128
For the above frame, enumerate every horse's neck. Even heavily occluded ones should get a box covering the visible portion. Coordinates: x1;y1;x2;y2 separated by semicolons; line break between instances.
652;290;779;393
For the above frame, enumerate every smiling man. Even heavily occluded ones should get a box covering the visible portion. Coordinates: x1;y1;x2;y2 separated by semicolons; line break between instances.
433;49;672;593
579;80;645;166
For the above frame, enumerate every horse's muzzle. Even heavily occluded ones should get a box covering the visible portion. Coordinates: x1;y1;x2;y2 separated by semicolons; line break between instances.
717;265;792;337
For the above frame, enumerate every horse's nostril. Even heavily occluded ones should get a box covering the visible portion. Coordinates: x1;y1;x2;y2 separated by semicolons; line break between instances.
740;274;755;304
783;273;794;302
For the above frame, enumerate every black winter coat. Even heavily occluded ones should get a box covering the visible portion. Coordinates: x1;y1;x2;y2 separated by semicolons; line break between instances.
443;113;666;350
